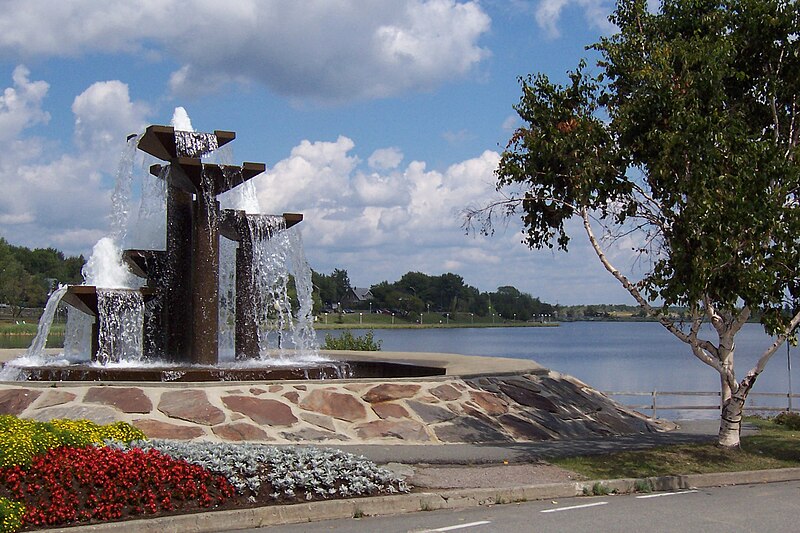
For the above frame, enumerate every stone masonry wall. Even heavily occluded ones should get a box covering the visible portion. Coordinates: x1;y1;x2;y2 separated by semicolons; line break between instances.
0;370;673;444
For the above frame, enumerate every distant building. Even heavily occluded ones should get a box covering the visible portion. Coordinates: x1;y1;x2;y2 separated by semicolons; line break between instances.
342;287;374;307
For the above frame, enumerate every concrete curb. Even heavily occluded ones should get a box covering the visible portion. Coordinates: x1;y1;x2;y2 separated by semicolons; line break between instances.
41;467;800;532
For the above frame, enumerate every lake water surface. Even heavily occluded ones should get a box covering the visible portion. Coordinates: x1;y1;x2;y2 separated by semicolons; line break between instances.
326;322;798;418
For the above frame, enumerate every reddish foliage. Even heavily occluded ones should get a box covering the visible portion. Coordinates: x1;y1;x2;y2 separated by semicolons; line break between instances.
0;446;234;528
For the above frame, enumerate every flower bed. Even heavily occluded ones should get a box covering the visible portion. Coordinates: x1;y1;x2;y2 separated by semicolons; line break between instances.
129;440;409;503
0;416;409;532
0;446;233;528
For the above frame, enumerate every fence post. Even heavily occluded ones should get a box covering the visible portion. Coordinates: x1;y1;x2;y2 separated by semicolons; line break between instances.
652;389;657;418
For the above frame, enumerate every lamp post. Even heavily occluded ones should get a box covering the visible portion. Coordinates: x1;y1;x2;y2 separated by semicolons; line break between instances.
789;341;793;412
445;313;449;325
420;312;423;325
324;312;328;324
391;312;395;325
470;313;474;324
359;312;362;325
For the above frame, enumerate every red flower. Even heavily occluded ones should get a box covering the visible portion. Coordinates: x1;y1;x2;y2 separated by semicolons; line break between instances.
0;446;233;527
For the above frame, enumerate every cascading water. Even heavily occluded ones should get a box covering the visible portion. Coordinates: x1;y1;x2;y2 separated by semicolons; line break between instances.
247;217;320;360
218;235;237;358
286;229;319;357
95;289;145;365
25;286;69;357
110;135;141;243
63;307;93;357
175;130;218;159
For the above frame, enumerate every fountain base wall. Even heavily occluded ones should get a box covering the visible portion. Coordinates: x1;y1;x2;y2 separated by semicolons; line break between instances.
0;351;674;445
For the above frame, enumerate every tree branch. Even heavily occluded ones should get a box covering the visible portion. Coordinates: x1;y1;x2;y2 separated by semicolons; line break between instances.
580;208;720;359
743;309;800;384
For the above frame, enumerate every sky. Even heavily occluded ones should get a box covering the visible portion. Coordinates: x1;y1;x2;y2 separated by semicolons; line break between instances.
0;0;650;306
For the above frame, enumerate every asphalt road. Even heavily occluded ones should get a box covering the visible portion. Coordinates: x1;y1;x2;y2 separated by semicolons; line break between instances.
239;480;800;533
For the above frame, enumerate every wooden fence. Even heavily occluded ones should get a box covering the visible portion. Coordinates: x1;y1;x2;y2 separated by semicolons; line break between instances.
604;390;800;418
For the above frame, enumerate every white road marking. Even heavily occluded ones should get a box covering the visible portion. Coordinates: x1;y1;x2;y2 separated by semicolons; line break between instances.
422;521;492;532
541;501;609;513
636;490;699;499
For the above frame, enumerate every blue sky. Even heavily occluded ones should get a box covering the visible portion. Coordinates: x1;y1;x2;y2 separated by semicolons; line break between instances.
0;0;645;305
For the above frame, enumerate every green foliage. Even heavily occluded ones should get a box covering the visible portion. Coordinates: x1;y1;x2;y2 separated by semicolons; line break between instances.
312;268;352;311
367;272;551;319
312;268;555;320
0;415;146;468
487;0;800;335
323;330;382;351
0;497;24;533
0;238;84;315
468;0;800;439
773;412;800;431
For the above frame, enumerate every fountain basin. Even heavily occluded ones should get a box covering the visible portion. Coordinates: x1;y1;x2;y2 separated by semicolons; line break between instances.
9;359;446;382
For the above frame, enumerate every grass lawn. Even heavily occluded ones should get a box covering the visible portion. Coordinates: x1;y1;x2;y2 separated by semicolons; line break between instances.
314;311;557;329
552;416;800;479
0;322;64;335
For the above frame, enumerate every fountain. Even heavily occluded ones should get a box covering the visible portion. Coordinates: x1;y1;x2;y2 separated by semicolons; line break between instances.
0;118;671;446
2;123;443;382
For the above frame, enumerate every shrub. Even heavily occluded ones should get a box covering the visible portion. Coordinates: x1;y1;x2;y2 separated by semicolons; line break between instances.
591;482;610;496
0;497;24;533
323;330;382;351
0;446;233;528
774;412;800;431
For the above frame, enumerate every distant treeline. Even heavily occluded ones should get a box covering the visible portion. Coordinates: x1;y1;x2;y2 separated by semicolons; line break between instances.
313;269;554;321
1;239;661;324
0;238;84;317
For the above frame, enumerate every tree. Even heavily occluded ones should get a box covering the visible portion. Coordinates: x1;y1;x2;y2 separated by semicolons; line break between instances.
466;0;800;447
331;268;352;305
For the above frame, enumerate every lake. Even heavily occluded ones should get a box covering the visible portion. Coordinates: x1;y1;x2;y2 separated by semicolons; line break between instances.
323;322;799;418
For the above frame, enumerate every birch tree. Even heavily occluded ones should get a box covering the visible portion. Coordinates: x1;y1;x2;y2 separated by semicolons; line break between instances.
466;0;800;447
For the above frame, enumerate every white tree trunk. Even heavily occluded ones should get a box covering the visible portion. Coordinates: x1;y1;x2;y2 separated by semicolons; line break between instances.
718;376;756;448
718;397;744;448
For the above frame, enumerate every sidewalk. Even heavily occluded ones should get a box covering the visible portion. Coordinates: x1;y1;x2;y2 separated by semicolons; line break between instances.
345;418;730;491
42;418;800;533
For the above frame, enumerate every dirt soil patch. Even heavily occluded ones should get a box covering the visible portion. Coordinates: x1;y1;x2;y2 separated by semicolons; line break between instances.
410;462;584;489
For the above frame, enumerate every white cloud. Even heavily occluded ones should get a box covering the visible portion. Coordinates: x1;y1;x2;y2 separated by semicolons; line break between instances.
0;65;49;142
534;0;614;38
254;137;511;290
368;147;403;170
0;1;491;104
502;115;518;132
0;67;150;257
442;129;475;146
72;80;150;160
